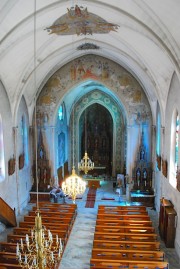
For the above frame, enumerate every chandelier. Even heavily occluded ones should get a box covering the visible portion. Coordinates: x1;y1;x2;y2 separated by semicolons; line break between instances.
62;167;86;203
16;1;63;268
78;152;94;174
78;106;94;174
62;103;86;203
16;211;63;268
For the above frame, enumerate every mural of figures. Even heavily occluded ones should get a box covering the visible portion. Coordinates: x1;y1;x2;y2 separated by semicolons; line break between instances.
37;55;151;128
45;5;119;36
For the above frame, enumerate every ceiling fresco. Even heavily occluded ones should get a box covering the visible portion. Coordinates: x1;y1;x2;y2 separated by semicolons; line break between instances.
45;5;119;36
37;55;151;127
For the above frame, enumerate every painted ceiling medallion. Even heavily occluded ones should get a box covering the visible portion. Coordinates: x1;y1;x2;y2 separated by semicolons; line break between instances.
46;5;119;36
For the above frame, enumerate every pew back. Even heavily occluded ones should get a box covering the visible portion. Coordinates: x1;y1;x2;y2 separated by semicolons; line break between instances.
93;240;161;251
90;258;169;269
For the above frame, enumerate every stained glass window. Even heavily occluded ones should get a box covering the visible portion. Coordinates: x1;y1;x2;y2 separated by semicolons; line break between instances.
0;115;5;181
58;105;63;121
21;115;29;165
156;112;161;156
175;113;179;172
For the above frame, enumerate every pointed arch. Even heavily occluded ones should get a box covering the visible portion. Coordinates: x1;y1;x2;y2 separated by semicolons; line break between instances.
169;109;179;188
0;114;5;181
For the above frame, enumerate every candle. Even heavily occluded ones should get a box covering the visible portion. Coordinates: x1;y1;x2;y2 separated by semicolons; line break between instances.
60;238;63;251
20;238;23;249
51;251;54;261
58;247;61;257
16;243;19;256
26;234;29;242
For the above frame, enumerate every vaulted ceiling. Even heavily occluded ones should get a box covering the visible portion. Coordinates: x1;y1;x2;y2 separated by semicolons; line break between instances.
0;0;180;122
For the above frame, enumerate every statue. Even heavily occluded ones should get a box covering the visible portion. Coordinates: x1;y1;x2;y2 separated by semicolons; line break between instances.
140;149;145;160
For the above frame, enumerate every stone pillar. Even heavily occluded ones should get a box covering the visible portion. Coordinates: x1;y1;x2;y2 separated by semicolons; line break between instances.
126;183;131;201
151;125;156;189
126;125;132;178
50;126;56;180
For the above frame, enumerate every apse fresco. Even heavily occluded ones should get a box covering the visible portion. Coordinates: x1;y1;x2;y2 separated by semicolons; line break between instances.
45;5;119;36
37;55;151;127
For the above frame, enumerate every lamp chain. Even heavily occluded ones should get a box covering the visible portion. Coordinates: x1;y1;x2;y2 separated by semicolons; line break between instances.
16;1;63;268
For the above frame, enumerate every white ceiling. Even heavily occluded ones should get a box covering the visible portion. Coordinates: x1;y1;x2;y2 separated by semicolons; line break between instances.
0;0;180;121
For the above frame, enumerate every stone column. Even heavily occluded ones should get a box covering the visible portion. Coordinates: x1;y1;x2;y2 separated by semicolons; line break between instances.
50;126;56;181
126;125;132;177
151;125;156;189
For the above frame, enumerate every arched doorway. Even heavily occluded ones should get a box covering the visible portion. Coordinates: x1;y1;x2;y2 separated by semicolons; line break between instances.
79;103;113;176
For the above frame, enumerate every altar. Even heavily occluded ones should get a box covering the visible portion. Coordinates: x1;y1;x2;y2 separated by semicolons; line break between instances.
85;166;106;177
84;177;104;188
130;190;155;207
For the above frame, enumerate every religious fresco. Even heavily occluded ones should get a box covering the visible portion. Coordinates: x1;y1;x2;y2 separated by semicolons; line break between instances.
37;54;151;127
45;5;119;36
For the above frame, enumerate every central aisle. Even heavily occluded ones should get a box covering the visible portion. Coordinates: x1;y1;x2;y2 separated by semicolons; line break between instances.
59;181;127;269
59;207;97;269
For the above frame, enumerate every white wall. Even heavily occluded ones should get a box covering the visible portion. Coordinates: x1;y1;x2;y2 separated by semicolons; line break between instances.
16;96;31;212
160;72;180;260
0;81;31;214
0;81;18;210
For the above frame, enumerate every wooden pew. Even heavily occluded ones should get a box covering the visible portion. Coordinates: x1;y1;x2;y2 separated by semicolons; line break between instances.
37;202;77;209
90;258;169;269
93;240;161;251
0;263;22;269
95;225;155;234
96;219;153;227
97;213;150;221
29;210;74;217
91;248;165;261
94;232;158;242
24;215;74;226
98;205;147;211
98;210;148;216
0;202;75;269
7;234;66;245
0;252;18;264
32;206;76;214
28;211;76;222
19;221;70;233
0;242;17;252
12;227;68;239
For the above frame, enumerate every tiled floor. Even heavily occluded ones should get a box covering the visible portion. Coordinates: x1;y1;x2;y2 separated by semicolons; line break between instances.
0;180;179;269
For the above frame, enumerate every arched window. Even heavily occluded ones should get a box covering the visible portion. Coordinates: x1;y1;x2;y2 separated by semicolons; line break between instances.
58;132;65;167
156;111;161;156
0;115;5;181
58;105;64;121
170;110;179;188
21;115;29;165
175;113;179;171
